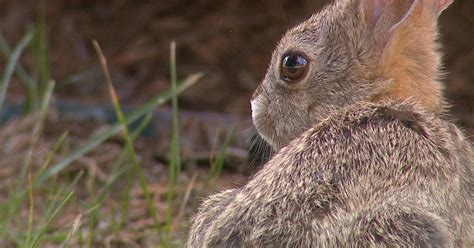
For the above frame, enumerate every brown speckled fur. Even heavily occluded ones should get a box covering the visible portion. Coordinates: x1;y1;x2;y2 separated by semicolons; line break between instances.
187;0;473;247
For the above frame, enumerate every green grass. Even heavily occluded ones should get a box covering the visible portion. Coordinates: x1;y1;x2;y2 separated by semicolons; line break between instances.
92;40;164;246
32;3;50;103
0;31;34;118
165;41;181;244
0;21;237;247
0;32;37;114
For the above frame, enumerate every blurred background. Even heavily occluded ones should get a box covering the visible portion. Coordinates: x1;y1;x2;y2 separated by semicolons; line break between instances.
0;0;472;247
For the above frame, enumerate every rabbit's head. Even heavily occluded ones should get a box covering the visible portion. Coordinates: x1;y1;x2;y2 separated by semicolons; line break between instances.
251;0;453;150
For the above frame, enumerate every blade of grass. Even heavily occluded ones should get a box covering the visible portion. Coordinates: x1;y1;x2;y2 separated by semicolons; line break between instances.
26;170;34;247
38;171;83;229
170;41;181;175
0;131;68;234
20;80;55;179
86;208;95;248
38;131;69;174
0;81;55;234
87;113;152;245
11;172;83;247
86;166;98;248
99;112;152;202
30;191;74;248
209;128;234;180
59;214;82;248
190;130;235;218
172;173;198;234
87;159;127;247
60;67;99;86
16;78;54;236
0;31;34;118
92;40;163;241
113;113;152;230
32;2;50;99
30;171;83;247
0;31;38;112
165;41;181;240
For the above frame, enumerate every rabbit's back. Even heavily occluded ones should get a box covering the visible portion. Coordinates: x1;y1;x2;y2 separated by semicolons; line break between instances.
187;102;473;247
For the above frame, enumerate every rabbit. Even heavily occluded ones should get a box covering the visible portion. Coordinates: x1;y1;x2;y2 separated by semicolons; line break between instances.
187;0;473;247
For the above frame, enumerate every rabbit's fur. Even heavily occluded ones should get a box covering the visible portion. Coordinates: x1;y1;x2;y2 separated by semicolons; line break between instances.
189;102;473;247
187;0;473;247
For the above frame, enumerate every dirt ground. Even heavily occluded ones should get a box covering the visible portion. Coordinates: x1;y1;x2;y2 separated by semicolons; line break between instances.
0;0;473;246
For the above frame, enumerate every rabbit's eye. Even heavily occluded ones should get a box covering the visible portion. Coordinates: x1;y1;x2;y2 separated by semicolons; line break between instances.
280;53;308;82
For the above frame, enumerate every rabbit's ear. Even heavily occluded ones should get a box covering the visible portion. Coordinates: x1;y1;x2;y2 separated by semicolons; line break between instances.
359;0;452;111
360;0;416;33
359;0;454;49
360;0;394;30
422;0;454;17
360;0;453;36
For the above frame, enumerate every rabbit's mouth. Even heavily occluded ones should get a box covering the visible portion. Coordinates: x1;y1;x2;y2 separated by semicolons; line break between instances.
251;96;306;151
250;96;285;150
251;98;277;150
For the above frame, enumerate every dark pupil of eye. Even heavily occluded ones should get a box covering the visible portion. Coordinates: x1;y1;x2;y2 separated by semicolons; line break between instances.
284;55;306;69
281;54;307;82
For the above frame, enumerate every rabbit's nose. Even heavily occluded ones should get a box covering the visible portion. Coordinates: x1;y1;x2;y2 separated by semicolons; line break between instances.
251;99;259;118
